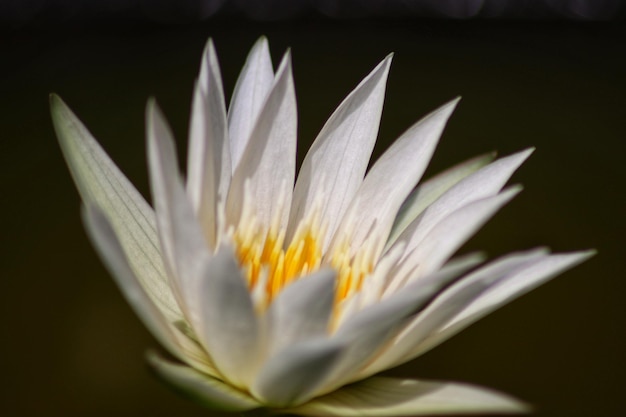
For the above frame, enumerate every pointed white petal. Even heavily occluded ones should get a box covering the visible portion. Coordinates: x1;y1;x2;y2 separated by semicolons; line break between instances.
51;95;181;322
382;251;486;301
187;39;230;248
147;351;261;412
284;377;529;416
334;99;459;261
289;56;392;249
228;36;274;169
252;339;345;407
360;249;547;377
267;269;336;356
396;149;533;259
227;51;296;232
82;205;220;376
403;187;522;279
323;258;482;392
410;250;595;360
386;152;496;249
147;100;212;325
82;205;185;360
199;246;262;388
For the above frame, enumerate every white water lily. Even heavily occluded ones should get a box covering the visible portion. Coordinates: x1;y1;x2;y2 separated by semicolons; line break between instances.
52;37;592;416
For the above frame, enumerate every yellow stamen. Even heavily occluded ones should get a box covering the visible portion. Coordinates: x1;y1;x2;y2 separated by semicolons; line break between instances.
233;216;372;308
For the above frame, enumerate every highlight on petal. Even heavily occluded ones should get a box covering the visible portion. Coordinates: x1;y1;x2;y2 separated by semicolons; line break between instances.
147;351;261;412
227;50;297;233
332;98;459;262
289;55;392;250
187;38;231;248
284;377;529;416
228;36;274;169
51;94;181;322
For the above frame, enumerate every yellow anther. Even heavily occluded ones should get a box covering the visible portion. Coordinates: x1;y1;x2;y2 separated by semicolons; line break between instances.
233;215;372;308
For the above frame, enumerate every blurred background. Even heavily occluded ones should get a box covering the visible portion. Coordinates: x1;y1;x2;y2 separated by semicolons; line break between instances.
1;1;624;416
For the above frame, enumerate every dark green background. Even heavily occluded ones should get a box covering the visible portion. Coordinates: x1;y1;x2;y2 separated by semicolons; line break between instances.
1;18;623;416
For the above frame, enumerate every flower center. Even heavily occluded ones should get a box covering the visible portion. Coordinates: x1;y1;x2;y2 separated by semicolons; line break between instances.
233;218;372;309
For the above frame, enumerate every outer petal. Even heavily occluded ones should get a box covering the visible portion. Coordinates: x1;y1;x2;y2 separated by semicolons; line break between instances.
288;56;392;250
284;377;528;416
227;51;297;233
320;257;484;395
199;246;262;388
331;98;459;261
394;187;522;284
187;39;230;248
405;250;595;362
82;205;218;376
82;205;186;361
228;36;274;169
386;152;496;249
266;269;336;356
147;352;261;412
360;249;548;377
51;94;181;322
394;149;533;262
147;100;212;325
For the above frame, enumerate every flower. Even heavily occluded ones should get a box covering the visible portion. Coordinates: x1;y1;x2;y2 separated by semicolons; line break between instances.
51;37;592;416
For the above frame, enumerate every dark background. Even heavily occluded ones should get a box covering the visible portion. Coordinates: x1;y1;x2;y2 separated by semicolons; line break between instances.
1;2;624;416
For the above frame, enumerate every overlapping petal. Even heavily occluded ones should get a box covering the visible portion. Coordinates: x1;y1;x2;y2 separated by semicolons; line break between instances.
51;94;181;323
227;51;297;232
187;39;230;248
289;55;392;249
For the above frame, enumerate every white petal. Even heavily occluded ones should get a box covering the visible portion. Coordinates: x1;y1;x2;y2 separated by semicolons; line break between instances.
360;249;548;377
199;246;262;388
324;258;482;392
414;250;596;359
82;205;220;376
386;152;495;249
252;339;345;407
266;269;336;356
227;51;296;232
333;98;459;261
400;187;522;280
284;377;529;416
395;149;533;260
51;95;181;322
382;251;486;301
146;100;211;325
81;205;185;360
147;351;261;412
228;36;274;169
288;56;392;249
187;39;230;248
